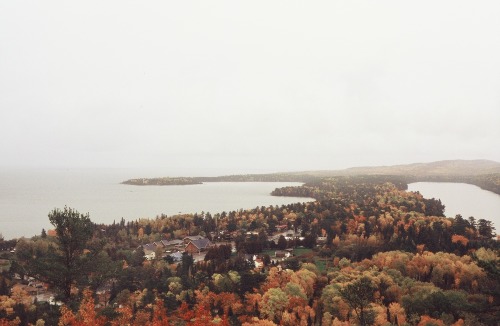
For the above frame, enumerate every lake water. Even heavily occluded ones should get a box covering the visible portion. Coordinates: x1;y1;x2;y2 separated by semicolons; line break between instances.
3;170;497;240
0;168;314;240
408;182;500;230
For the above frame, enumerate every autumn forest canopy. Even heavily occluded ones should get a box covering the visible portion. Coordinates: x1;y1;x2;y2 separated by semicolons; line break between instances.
0;162;499;326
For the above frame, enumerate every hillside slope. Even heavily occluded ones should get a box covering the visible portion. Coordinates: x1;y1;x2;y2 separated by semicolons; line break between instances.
294;159;500;177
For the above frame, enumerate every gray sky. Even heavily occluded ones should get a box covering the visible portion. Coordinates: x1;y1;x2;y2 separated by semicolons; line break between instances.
1;1;499;175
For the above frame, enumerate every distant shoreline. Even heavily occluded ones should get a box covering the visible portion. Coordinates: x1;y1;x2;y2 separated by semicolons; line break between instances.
121;172;500;196
121;177;202;186
121;173;314;186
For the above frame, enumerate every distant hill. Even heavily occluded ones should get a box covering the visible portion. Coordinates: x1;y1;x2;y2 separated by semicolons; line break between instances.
292;159;500;177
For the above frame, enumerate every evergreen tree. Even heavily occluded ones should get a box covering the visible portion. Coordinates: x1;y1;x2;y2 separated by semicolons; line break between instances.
340;277;375;326
19;207;95;301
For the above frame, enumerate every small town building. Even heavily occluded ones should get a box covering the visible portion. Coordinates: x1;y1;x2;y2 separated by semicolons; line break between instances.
183;235;206;244
185;238;213;254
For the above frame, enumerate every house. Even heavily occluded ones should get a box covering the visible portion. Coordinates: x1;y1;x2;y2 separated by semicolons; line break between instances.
268;229;303;244
142;243;155;253
161;239;184;246
183;235;206;244
142;241;165;255
160;239;184;251
284;230;303;241
183;235;206;243
185;238;213;254
141;240;178;259
144;251;156;260
48;296;63;306
140;237;213;258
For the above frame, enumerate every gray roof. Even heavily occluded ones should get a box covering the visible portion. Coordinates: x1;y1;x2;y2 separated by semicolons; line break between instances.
142;243;158;252
161;239;184;246
183;235;205;241
188;238;212;249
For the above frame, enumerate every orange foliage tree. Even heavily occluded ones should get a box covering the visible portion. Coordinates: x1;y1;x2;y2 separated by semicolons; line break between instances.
451;234;469;246
418;315;445;326
58;289;106;326
152;298;170;326
0;319;20;326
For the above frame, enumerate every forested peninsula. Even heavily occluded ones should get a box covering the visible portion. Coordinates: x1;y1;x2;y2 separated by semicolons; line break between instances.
121;173;319;185
122;160;500;195
0;159;499;325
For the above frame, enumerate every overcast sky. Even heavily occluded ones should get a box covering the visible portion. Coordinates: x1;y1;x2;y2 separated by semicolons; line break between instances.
1;1;499;175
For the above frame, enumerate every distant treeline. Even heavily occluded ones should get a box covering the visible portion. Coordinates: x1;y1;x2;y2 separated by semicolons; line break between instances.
123;172;500;195
122;173;318;185
402;173;500;195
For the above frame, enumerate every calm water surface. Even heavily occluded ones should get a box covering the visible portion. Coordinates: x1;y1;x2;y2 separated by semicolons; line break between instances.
408;182;500;229
0;168;314;239
4;170;497;240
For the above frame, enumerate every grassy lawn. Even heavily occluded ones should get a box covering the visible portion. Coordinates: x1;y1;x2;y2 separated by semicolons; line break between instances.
292;248;330;272
293;247;313;256
313;258;328;272
262;247;313;257
262;250;276;257
0;259;10;272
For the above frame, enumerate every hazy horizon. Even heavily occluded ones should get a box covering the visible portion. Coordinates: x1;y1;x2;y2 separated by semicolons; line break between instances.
1;158;499;179
1;1;499;173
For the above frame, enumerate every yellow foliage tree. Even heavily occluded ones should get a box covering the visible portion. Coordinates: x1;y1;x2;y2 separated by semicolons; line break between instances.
388;302;406;325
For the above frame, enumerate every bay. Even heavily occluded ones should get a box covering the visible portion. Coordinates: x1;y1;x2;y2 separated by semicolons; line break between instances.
408;182;500;229
0;168;314;240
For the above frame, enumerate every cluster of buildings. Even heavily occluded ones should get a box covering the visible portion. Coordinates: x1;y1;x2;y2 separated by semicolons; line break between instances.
267;228;304;244
140;226;326;266
267;226;327;245
8;277;61;306
141;235;214;261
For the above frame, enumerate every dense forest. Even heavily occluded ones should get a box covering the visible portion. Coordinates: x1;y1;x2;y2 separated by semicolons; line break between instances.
0;175;498;325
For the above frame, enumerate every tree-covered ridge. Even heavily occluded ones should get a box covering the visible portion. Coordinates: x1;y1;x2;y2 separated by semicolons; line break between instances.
0;175;498;325
294;159;500;177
